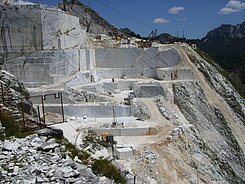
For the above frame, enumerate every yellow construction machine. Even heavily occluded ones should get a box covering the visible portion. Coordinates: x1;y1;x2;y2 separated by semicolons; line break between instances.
101;133;117;158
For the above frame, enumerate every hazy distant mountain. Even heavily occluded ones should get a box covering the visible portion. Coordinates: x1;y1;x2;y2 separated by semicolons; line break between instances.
119;28;141;39
154;33;181;43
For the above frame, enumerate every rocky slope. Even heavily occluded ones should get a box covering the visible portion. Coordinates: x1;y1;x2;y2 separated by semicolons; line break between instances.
0;134;108;183
122;44;245;184
172;45;242;183
59;1;121;36
0;70;38;132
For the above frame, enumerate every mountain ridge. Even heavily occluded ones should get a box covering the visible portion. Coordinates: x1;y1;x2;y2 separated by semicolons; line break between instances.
202;21;245;41
194;21;245;98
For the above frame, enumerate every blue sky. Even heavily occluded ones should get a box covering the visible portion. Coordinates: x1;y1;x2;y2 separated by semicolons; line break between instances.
19;0;245;39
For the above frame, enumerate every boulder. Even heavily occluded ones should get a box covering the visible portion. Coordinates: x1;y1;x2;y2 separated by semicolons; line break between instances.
3;141;20;151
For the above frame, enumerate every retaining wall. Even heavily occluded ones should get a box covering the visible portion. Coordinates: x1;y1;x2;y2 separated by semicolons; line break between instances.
156;67;195;80
93;127;158;136
41;104;137;118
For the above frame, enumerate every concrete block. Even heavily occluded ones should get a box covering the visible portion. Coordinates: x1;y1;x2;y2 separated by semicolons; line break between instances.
103;82;118;93
115;147;134;159
133;83;165;98
93;127;158;136
117;80;136;90
156;67;195;80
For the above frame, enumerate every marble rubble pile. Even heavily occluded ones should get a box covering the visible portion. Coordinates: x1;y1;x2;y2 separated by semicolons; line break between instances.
0;134;111;184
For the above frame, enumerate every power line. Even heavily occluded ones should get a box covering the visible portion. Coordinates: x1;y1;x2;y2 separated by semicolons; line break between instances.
92;0;155;30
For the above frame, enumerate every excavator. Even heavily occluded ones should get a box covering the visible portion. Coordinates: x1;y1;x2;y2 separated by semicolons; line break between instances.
101;133;117;145
148;29;158;41
136;29;158;48
101;133;117;158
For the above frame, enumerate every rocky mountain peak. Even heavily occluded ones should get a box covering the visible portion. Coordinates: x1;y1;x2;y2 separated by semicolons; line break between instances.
203;21;245;41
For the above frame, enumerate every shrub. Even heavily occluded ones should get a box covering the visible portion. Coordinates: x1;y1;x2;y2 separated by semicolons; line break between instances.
0;111;32;139
56;138;90;162
92;159;127;184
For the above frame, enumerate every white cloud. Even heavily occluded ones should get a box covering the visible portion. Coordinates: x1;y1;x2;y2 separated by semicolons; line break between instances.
153;18;170;24
168;6;185;14
219;0;245;15
13;0;35;5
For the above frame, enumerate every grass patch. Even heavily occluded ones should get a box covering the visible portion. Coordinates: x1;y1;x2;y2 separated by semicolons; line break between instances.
92;159;127;184
55;132;127;183
0;111;33;140
82;129;103;150
195;48;216;65
55;138;90;163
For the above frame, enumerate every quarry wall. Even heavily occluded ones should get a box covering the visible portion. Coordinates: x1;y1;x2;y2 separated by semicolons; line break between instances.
95;47;180;68
41;8;85;50
3;46;182;87
0;5;185;87
3;49;86;87
0;5;86;60
0;5;43;53
156;67;195;80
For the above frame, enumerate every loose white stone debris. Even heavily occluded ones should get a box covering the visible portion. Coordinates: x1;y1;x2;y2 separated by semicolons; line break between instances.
0;134;106;183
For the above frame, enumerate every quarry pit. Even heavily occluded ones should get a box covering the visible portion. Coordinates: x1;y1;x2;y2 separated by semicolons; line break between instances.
1;3;245;184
